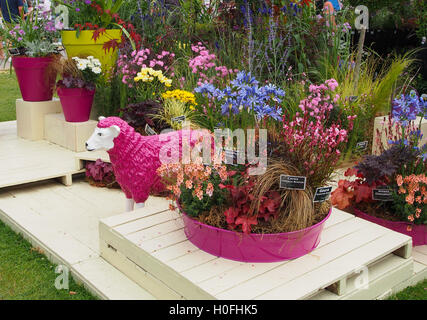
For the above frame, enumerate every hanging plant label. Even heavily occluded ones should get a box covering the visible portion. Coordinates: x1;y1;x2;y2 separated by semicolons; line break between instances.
372;188;393;201
355;141;368;151
145;124;157;136
280;175;306;190
313;186;333;203
171;115;186;123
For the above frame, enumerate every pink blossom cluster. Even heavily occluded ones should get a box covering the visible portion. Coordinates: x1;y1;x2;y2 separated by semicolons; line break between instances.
282;79;356;187
189;42;236;86
117;48;175;88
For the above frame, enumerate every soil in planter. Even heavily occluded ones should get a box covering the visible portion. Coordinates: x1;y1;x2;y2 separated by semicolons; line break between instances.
196;200;331;234
353;202;402;222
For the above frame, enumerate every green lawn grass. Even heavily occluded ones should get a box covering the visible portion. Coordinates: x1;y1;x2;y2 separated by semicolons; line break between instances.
388;279;427;300
0;71;20;122
0;219;96;300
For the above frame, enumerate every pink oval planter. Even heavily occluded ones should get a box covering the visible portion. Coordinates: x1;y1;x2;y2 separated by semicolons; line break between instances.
180;205;332;262
57;87;95;122
354;208;427;246
12;56;57;102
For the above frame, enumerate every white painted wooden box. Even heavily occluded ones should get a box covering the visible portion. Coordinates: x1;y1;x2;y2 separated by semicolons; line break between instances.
100;204;414;300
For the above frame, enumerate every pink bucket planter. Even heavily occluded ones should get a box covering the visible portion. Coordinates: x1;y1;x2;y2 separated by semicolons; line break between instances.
12;56;57;102
354;208;427;246
57;87;95;122
180;204;332;263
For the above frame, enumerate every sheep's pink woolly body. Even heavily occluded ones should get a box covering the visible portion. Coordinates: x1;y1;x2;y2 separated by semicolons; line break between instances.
98;117;205;204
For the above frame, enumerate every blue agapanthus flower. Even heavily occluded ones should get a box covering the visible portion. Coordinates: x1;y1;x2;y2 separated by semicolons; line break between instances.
195;71;285;121
392;90;426;127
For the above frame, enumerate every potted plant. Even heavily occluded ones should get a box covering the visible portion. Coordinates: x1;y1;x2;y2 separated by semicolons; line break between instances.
55;0;141;73
56;56;102;122
157;75;355;262
332;90;427;245
0;6;61;101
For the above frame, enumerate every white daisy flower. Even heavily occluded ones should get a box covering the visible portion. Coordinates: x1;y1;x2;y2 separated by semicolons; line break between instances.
92;67;102;74
77;61;87;70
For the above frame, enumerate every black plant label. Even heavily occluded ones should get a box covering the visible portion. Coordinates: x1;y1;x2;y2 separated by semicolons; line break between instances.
355;141;368;151
372;188;393;201
313;186;333;203
349;95;358;102
145;124;157;136
280;175;306;190
8;48;19;55
171;115;186;123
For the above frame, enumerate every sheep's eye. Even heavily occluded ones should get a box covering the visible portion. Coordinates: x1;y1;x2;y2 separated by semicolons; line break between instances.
97;132;102;136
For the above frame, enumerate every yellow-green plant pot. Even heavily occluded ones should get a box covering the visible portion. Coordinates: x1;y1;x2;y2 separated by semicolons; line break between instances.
61;29;122;73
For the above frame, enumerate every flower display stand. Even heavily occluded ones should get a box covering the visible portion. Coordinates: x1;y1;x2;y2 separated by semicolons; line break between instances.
16;98;62;141
44;113;98;152
372;116;427;155
99;206;416;300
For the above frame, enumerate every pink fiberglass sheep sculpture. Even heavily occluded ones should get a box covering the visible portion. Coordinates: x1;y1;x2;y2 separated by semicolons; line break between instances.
85;116;209;212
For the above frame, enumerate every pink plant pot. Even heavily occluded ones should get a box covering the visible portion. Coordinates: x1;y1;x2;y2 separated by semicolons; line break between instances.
180;204;332;263
57;87;95;122
354;208;427;246
12;56;57;102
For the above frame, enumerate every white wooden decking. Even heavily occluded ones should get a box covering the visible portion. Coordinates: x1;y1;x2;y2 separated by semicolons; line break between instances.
0;121;110;189
100;206;426;300
0;121;84;187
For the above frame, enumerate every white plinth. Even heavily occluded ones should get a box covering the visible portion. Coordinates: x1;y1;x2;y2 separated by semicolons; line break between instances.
44;113;98;152
16;98;62;141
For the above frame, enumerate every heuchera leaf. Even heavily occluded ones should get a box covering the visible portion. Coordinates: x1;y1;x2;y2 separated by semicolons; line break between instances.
235;215;258;234
331;180;354;209
224;207;239;224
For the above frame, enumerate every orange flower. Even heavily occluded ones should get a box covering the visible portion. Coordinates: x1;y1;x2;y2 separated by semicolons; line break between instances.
396;175;403;186
185;180;193;189
206;183;214;197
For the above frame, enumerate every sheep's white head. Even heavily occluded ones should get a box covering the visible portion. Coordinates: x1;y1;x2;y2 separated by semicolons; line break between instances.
86;116;120;151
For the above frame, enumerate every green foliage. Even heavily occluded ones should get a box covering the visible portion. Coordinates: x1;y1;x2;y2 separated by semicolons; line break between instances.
55;0;125;29
179;175;227;218
415;0;427;39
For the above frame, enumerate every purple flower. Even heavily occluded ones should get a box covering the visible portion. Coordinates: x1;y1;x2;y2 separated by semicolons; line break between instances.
84;0;91;4
76;7;80;12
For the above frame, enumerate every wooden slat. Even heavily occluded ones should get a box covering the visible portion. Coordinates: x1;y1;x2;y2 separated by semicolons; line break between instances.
101;201;170;228
125;218;184;245
195;217;371;296
254;232;411;300
215;222;390;300
117;210;180;236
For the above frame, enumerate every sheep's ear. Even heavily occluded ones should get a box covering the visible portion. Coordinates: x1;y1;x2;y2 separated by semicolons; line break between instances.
110;125;120;138
98;116;106;121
